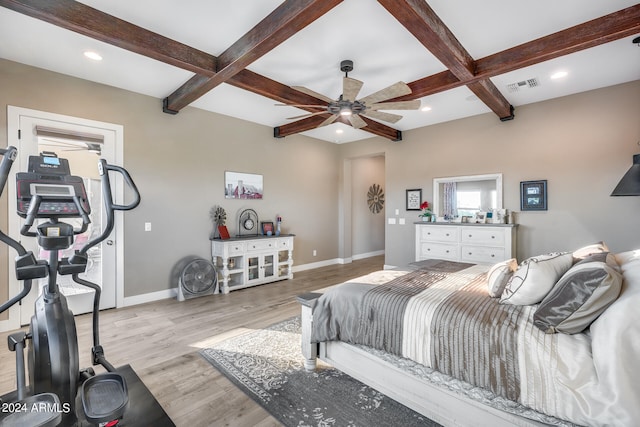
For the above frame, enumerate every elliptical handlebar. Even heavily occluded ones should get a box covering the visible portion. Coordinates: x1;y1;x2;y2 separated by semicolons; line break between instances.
0;146;32;314
75;159;141;257
0;146;17;200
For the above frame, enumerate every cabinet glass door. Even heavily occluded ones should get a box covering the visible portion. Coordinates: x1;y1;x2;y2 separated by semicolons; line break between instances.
263;254;275;279
247;256;260;281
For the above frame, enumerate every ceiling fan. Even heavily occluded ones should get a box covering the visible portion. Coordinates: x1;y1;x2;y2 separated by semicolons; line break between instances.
279;60;421;130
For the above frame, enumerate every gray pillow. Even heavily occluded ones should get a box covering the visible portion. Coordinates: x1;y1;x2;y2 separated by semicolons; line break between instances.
533;260;622;334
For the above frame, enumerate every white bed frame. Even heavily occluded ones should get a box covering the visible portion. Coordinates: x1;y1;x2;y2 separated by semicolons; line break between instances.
298;293;547;427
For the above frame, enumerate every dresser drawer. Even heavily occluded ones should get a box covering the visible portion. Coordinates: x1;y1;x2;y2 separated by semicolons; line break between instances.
418;242;458;261
460;245;505;264
227;242;246;255
277;238;291;250
460;227;505;246
418;225;459;243
247;240;277;252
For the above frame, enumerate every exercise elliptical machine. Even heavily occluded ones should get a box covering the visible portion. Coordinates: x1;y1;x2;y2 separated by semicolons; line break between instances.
0;146;140;426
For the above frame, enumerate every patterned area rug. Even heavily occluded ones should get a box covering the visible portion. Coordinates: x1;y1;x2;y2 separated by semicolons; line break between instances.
200;316;440;427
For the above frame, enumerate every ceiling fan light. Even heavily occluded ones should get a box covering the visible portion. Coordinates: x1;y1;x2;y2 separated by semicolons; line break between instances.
339;107;352;116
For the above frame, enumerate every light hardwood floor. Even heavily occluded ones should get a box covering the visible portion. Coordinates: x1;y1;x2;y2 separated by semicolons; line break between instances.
0;255;384;427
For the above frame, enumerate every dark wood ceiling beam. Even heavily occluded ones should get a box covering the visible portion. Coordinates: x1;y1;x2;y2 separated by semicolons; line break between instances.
228;69;329;111
377;0;513;120
163;0;343;113
0;0;217;76
475;4;640;79
274;115;333;138
393;5;640;102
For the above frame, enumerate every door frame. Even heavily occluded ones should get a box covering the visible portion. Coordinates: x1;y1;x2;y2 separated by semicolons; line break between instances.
1;106;124;331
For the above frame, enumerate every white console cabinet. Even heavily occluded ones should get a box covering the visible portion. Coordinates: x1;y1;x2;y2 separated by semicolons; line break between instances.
211;234;294;293
415;223;517;264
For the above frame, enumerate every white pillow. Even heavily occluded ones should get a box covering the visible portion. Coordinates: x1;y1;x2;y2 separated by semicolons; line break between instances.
500;252;573;305
573;241;609;261
487;258;517;298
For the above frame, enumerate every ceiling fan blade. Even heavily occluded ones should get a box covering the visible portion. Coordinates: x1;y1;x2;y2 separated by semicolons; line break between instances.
318;115;338;127
291;86;335;104
362;110;403;124
342;77;364;102
359;82;412;105
369;100;421;111
286;111;327;120
275;103;328;108
348;114;368;129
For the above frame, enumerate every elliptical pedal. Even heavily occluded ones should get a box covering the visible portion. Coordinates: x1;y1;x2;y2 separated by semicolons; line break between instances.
0;393;62;427
81;373;128;425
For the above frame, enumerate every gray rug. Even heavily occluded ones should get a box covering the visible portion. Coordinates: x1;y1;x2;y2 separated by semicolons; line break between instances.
200;316;440;427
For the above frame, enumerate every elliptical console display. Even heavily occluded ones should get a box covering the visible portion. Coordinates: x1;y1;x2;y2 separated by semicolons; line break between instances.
16;152;90;218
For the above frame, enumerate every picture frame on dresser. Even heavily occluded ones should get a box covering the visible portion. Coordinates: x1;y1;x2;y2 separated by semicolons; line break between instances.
520;180;547;211
406;189;422;210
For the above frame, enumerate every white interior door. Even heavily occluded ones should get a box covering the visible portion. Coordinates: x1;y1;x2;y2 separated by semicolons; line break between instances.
6;107;123;327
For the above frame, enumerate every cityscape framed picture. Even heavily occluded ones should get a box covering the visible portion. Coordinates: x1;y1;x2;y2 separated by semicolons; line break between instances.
520;180;547;211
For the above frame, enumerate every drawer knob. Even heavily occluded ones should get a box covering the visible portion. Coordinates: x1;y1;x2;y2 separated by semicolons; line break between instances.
446;233;450;236
491;254;495;257
468;234;472;237
491;235;495;239
427;248;431;251
446;250;449;253
468;252;472;255
427;232;431;235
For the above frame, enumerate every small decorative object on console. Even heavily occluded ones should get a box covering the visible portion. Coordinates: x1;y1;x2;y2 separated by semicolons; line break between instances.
418;201;432;221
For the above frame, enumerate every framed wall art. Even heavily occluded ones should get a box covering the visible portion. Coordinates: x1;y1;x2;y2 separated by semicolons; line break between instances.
261;221;274;235
520;180;547;211
406;189;422;211
225;171;263;199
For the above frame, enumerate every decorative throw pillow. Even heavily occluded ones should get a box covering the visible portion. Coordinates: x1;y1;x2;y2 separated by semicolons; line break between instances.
487;258;517;298
500;252;573;306
533;260;623;334
572;241;609;262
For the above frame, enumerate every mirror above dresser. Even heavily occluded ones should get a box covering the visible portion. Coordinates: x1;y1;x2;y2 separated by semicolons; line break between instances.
432;173;503;219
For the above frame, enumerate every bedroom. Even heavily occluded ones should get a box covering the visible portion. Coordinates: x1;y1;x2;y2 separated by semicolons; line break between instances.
1;1;639;426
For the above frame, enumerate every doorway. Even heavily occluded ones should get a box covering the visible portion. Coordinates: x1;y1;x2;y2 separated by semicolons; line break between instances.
4;106;124;329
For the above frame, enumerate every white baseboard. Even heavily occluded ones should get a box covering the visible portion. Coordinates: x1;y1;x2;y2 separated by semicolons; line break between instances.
353;249;384;260
122;251;385;306
123;288;176;307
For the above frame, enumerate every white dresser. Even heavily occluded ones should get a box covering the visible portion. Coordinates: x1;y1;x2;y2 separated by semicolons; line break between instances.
211;234;294;293
415;223;517;264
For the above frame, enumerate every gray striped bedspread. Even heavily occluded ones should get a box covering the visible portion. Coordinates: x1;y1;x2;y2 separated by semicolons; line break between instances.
311;257;640;426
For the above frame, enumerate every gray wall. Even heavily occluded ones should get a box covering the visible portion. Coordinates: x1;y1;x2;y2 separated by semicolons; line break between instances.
339;80;640;267
1;57;639;306
0;59;340;302
350;155;385;257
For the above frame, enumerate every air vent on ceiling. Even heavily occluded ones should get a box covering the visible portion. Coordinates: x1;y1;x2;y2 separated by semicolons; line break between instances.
506;77;540;93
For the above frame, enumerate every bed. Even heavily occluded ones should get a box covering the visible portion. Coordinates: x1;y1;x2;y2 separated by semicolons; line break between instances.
298;246;640;427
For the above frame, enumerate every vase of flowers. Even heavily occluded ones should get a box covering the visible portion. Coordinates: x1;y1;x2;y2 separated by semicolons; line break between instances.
419;201;432;221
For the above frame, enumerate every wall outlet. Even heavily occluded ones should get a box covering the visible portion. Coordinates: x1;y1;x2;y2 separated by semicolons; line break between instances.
313;250;317;256
144;222;152;231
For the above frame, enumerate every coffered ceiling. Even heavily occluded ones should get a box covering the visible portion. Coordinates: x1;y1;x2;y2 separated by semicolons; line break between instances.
0;0;638;143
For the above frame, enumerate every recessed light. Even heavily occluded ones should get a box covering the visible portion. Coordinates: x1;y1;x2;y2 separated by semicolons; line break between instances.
336;129;344;134
550;71;568;80
421;106;432;112
83;51;102;61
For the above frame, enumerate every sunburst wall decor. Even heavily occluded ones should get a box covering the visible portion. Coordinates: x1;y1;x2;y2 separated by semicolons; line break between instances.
367;184;385;214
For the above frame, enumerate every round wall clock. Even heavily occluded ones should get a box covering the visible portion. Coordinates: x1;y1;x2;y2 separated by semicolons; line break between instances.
238;208;259;236
367;184;385;214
